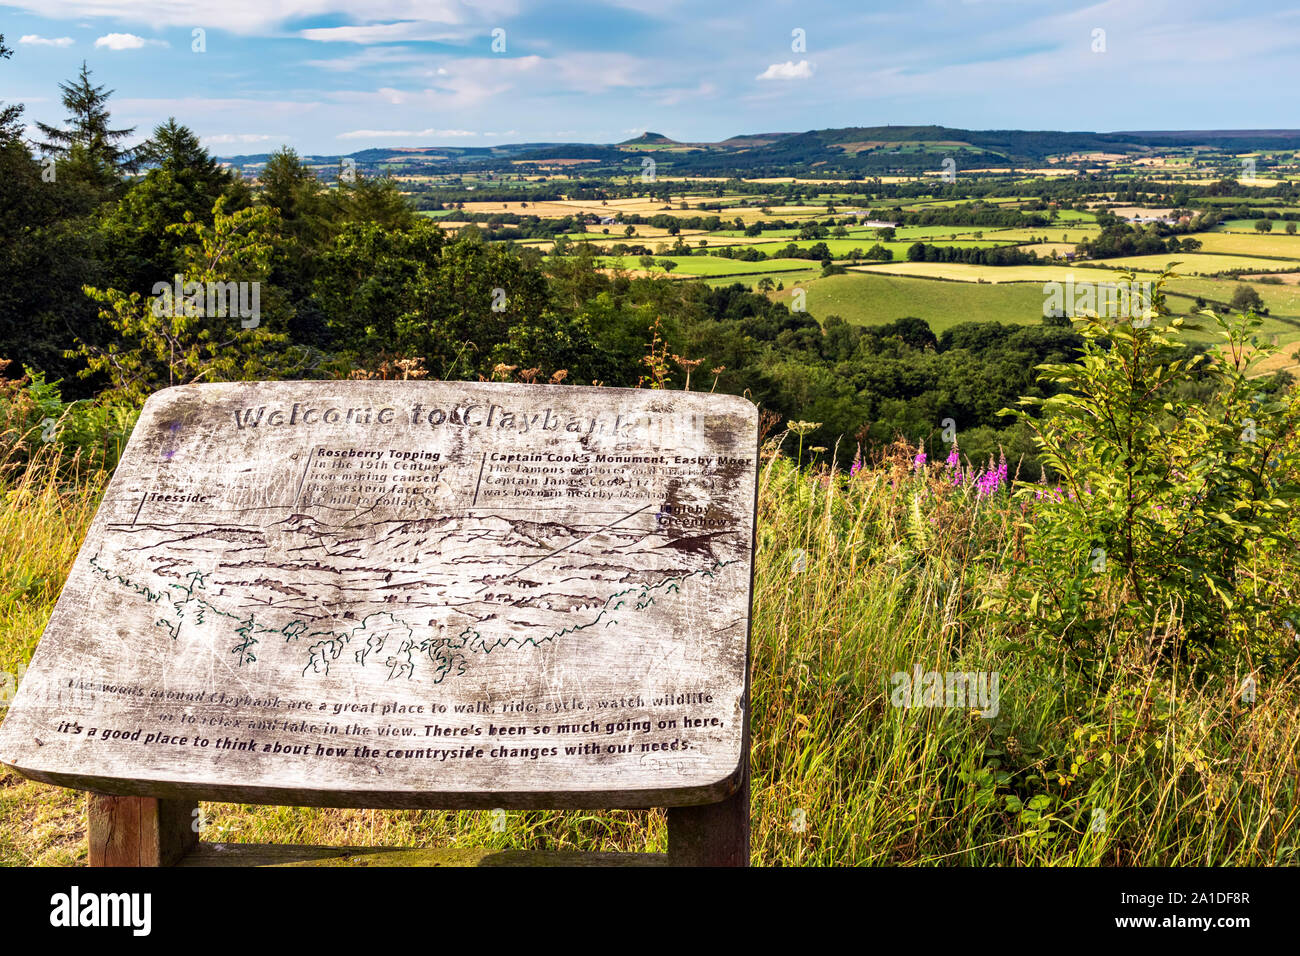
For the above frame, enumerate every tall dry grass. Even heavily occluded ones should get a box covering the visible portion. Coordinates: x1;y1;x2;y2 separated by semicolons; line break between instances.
1;434;1296;865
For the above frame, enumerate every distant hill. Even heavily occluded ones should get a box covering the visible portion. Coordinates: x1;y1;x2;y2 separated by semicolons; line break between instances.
216;125;1300;176
618;131;678;145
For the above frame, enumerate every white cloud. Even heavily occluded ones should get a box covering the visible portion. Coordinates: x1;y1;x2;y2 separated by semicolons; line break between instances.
322;53;653;118
337;128;477;139
202;133;274;144
3;1;518;35
756;60;813;81
94;32;167;50
20;35;75;47
299;22;461;44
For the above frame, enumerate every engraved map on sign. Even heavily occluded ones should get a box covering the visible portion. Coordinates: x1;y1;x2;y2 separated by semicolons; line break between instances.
0;382;757;808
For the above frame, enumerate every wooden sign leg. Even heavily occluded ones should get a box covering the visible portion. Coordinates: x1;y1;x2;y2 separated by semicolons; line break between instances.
87;794;199;867
667;757;750;866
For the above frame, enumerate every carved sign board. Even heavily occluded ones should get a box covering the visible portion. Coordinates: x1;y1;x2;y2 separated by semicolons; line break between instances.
0;382;757;809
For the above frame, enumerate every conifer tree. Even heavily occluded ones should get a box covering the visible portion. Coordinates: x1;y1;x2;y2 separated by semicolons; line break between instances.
0;34;23;142
35;62;137;183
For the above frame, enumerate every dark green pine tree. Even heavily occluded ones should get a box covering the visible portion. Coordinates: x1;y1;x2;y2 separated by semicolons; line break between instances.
0;34;24;142
97;118;245;294
35;61;137;186
134;117;217;174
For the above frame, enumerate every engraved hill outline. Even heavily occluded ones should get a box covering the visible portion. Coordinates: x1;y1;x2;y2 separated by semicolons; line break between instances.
93;509;744;683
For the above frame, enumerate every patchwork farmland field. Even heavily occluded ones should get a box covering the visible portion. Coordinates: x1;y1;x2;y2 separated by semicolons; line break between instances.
595;254;817;276
1094;253;1300;275
849;262;1161;284
424;161;1300;353
770;271;1054;329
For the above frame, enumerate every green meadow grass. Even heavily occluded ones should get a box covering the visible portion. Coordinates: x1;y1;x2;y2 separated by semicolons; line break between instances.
759;266;1300;340
596;255;814;276
1194;232;1300;258
701;268;821;290
770;271;1053;329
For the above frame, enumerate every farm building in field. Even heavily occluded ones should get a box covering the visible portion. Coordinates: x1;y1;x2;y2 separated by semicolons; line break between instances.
861;219;902;228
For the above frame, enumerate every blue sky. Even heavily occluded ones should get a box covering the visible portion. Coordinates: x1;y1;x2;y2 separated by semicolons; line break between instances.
4;0;1300;156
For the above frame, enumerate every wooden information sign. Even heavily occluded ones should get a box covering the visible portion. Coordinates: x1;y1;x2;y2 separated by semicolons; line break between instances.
0;381;757;865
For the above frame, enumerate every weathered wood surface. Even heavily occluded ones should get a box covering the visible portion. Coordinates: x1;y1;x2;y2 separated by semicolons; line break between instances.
667;746;750;865
87;793;197;866
1;382;757;809
180;843;670;867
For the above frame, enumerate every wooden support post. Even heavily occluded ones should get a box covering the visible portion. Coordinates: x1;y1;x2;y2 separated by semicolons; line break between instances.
87;793;198;867
666;754;750;866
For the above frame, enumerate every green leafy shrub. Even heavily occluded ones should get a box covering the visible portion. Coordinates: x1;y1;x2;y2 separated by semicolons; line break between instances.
998;270;1300;670
0;365;136;477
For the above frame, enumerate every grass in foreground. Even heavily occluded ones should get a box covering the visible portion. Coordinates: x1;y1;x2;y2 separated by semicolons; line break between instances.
1;437;1296;865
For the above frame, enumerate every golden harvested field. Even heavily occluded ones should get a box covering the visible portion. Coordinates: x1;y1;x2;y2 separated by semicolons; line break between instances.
1060;152;1129;162
1247;338;1300;377
761;205;834;217
1240;272;1300;284
1109;206;1175;219
1019;242;1078;257
1100;253;1300;275
745;176;918;185
458;196;848;222
684;205;840;224
507;158;600;166
966;167;1077;176
459;197;676;216
979;226;1100;243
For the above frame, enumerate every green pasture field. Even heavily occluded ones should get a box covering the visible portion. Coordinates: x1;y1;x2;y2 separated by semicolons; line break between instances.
1215;219;1299;232
700;267;822;289
849;262;1160;284
1048;209;1098;222
1194;232;1300;258
1162;276;1300;330
722;238;1017;259
705;225;1026;242
759;267;1300;342
769;271;1053;329
895;198;974;209
594;255;815;276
